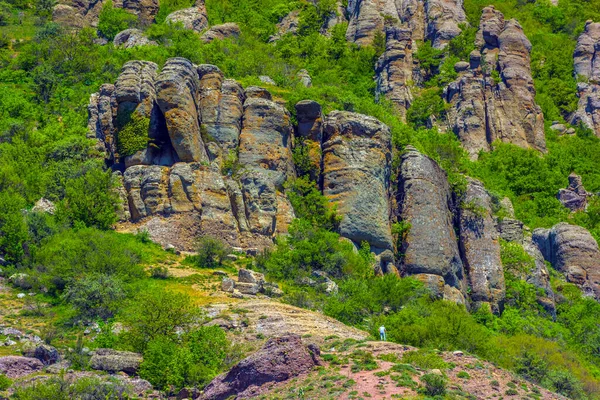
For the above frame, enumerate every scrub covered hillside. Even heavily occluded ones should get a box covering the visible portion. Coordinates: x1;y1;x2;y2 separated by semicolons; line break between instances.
0;0;600;399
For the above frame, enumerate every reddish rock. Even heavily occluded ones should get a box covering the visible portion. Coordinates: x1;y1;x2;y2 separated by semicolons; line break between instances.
0;356;43;378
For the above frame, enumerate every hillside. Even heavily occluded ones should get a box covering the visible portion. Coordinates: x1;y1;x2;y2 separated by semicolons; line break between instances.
1;0;600;398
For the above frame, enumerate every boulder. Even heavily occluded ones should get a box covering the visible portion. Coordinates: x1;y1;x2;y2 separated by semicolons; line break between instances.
31;198;56;214
238;269;266;285
322;111;393;252
557;173;589;212
235;282;260;295
397;146;465;297
269;10;300;42
90;349;142;375
221;277;235;293
296;69;312;88
375;26;415;121
0;356;43;378
533;223;600;299
200;334;320;400
32;344;60;366
458;178;505;313
165;0;208;32
259;76;276;85
113;29;157;49
200;23;241;43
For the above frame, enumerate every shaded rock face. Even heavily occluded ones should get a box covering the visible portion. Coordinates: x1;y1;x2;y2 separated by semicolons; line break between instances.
444;7;546;159
375;26;415;121
523;237;556;316
345;0;465;47
571;21;600;136
458;178;505;313
322;111;393;253
53;0;158;28
200;334;320;400
534;223;600;299
295;100;323;182
557;173;590;212
165;0;208;32
200;23;241;43
397;146;466;301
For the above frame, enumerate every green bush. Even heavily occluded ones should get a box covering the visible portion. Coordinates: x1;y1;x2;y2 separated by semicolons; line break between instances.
119;288;200;352
0;373;11;390
195;236;231;268
401;349;450;370
420;373;446;396
97;0;137;40
116;112;150;157
62;274;127;321
11;376;130;399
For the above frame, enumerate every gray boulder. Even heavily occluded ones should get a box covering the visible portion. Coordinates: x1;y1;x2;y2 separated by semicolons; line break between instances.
113;29;157;49
90;349;142;375
165;0;208;32
0;356;43;378
557;173;589;212
200;23;241;43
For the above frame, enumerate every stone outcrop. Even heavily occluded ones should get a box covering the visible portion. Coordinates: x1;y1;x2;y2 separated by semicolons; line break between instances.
269;10;300;42
0;356;43;378
113;29;157;49
557;173;590;212
345;0;465;47
523;237;556;315
53;0;158;28
444;7;546;159
200;23;241;43
375;26;415;121
295;100;323;182
90;349;142;375
571;21;600;136
221;268;283;297
534;223;600;299
458;178;505;313
397;146;466;303
200;334;321;400
322;111;393;253
165;0;208;32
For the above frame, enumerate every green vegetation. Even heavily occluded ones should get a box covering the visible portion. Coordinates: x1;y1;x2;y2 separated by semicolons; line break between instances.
97;0;137;40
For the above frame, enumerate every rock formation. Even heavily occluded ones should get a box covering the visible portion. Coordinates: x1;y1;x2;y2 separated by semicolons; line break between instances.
458;178;505;313
557;173;590;212
375;26;415;121
322;111;393;253
53;0;158;29
397;146;466;303
200;23;241;43
571;21;600;136
0;356;43;378
113;29;157;49
200;334;321;400
165;0;208;32
345;0;465;47
295;100;323;182
444;7;546;159
534;223;600;299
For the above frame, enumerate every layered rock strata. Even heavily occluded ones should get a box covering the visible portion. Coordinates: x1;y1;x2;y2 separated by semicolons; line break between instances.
53;0;158;28
444;7;546;159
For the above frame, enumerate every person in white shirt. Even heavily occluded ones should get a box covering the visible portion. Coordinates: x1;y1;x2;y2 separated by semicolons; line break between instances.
379;325;387;341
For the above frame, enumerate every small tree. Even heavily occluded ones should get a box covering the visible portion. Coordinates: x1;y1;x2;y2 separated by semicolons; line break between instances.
195;236;230;268
97;0;136;40
63;274;126;321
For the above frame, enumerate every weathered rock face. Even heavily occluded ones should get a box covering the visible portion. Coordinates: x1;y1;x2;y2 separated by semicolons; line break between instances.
156;58;208;163
458;178;505;313
346;0;465;47
375;26;415;121
557;173;590;212
322;111;393;252
444;7;546;159
571;21;600;136
200;334;320;400
53;0;158;28
113;29;157;49
269;10;300;42
200;23;241;43
534;223;600;299
90;349;142;375
165;0;208;32
239;88;295;188
397;146;466;301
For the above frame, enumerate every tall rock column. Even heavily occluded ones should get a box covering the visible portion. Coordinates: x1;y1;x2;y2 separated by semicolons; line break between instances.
322;111;393;253
425;0;467;49
397;146;466;303
571;21;600;136
458;178;505;313
375;26;415;121
445;6;546;159
156;58;209;163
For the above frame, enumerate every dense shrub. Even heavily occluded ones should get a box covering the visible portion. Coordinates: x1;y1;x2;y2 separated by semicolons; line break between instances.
62;274;127;321
97;0;137;40
12;376;131;399
195;236;231;268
